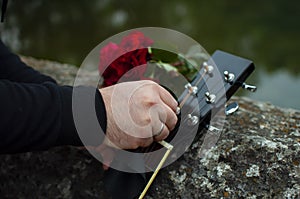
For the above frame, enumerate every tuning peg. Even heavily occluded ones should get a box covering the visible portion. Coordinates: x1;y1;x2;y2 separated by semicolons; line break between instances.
185;83;198;95
224;70;235;83
187;114;199;126
205;125;221;134
203;62;214;74
242;83;257;92
225;102;239;115
176;107;181;115
205;92;216;104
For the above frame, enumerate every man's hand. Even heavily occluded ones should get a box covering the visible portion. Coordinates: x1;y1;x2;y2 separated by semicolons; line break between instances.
100;80;178;150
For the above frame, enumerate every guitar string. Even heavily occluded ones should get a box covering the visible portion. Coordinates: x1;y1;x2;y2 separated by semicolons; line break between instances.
197;75;227;114
184;80;225;129
179;69;208;108
181;64;228;117
179;62;219;109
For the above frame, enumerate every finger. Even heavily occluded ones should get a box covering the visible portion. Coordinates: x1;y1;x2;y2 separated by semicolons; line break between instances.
151;103;176;140
153;123;169;141
159;102;178;131
139;137;154;147
157;85;178;112
152;120;164;136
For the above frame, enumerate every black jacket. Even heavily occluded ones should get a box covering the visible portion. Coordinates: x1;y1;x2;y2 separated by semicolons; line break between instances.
0;40;106;153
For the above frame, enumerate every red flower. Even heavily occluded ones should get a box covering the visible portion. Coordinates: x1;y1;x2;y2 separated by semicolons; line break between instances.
119;31;153;52
99;31;154;87
99;42;120;74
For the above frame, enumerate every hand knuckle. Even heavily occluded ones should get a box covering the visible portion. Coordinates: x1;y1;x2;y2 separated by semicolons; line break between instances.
139;117;151;127
131;143;139;149
172;116;178;127
141;138;152;147
129;138;139;149
141;129;152;138
155;133;167;141
162;131;169;140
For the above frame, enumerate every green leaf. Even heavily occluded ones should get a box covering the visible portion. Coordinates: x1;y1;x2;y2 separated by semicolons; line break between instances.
156;62;178;72
151;48;178;63
150;41;179;63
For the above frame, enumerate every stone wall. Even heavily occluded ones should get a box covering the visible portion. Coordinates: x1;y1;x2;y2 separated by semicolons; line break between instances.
0;57;299;198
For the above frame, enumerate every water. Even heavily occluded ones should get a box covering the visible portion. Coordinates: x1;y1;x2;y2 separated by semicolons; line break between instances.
0;0;299;109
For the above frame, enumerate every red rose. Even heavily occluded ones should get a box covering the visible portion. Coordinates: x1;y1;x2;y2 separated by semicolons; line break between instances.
122;49;149;76
99;31;153;87
119;31;153;52
99;42;120;74
101;49;149;87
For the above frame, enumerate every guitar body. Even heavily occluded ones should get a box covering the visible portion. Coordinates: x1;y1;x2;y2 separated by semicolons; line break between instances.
104;50;255;199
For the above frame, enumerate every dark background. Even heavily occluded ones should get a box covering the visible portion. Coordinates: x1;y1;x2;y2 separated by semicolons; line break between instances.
1;0;299;109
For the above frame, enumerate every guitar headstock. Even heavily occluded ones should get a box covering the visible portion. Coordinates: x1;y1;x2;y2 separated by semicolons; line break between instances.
138;50;257;152
175;50;256;134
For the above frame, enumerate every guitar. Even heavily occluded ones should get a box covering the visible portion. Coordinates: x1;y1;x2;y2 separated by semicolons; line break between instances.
103;50;256;199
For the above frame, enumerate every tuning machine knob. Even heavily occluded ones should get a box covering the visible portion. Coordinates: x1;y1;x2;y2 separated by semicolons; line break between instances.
203;62;214;75
185;83;198;95
242;83;257;92
176;107;181;115
187;114;199;126
205;92;216;104
224;70;235;83
225;102;239;115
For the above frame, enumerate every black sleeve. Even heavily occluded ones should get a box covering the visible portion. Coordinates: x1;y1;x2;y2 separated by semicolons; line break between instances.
0;80;107;154
0;40;56;84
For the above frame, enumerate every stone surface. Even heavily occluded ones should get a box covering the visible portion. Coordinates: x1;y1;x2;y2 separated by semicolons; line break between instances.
0;57;299;198
148;97;300;199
